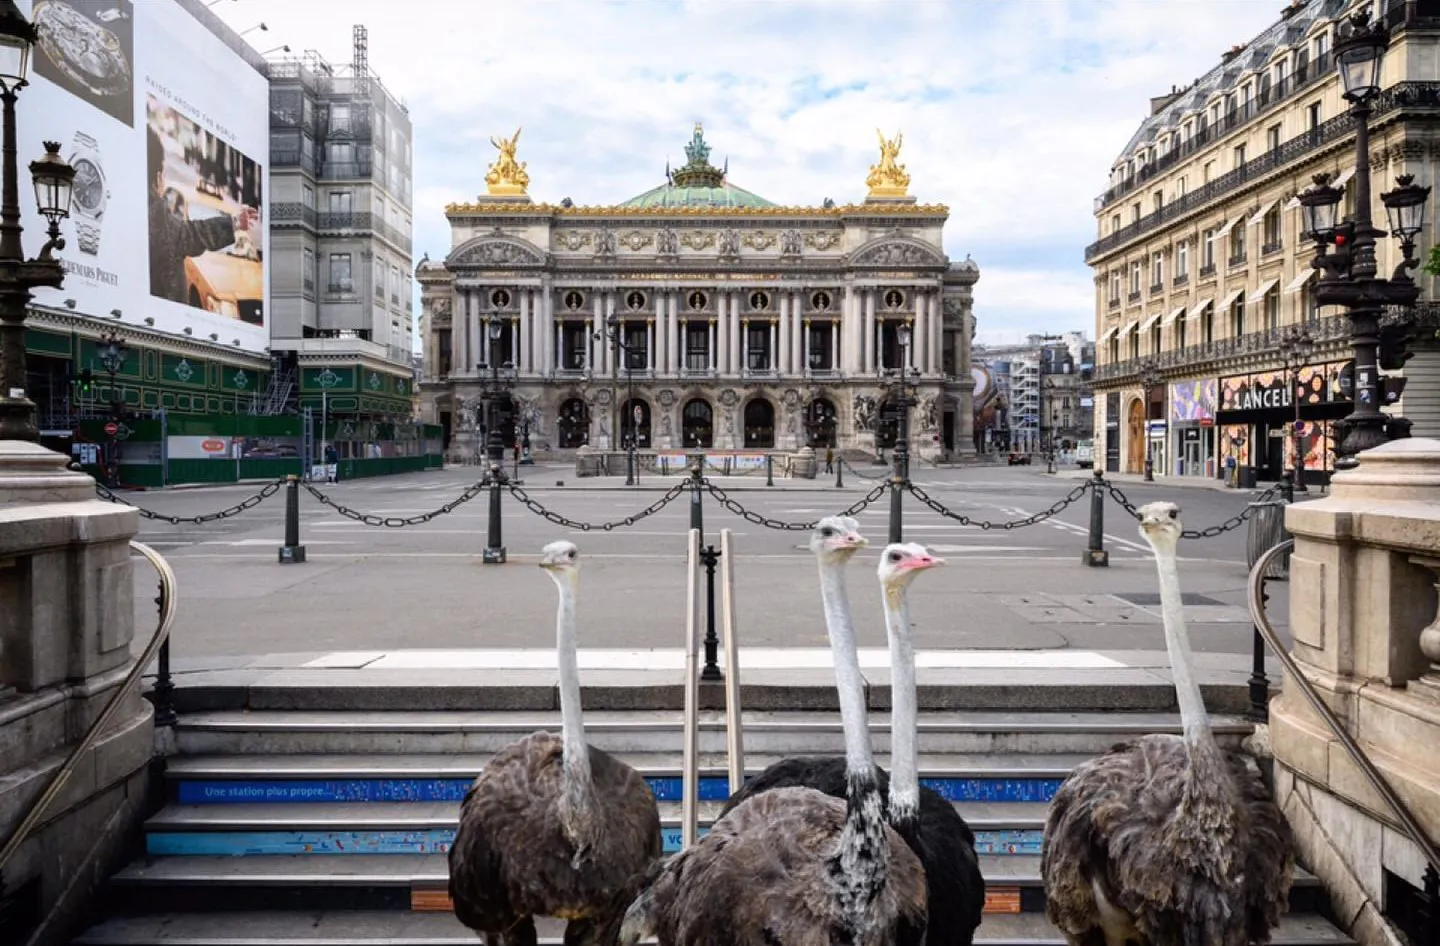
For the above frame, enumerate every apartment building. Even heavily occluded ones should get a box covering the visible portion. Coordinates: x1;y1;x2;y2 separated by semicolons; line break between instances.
1087;0;1440;483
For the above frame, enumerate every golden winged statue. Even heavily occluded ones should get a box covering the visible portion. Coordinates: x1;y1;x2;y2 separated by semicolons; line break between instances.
485;127;530;196
866;128;911;197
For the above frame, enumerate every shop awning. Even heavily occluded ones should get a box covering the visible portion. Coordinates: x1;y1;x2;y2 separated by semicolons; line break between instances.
1118;320;1139;338
1247;198;1279;226
1162;304;1188;326
1217;216;1245;238
1217;288;1245;311
1187;297;1214;319
1140;310;1164;332
1098;325;1119;344
1284;268;1317;294
1246;278;1280;304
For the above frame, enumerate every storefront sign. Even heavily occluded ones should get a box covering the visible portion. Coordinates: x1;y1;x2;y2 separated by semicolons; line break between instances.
1219;363;1349;413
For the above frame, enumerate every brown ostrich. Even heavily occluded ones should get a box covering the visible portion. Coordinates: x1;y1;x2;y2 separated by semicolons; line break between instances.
1041;502;1294;945
448;540;661;946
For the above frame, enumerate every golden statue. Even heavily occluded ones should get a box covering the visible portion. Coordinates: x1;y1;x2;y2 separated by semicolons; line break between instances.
866;128;911;198
485;127;530;196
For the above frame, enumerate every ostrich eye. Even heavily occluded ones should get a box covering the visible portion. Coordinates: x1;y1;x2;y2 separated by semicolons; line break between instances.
888;551;903;563
820;527;834;537
1168;509;1178;520
567;549;576;558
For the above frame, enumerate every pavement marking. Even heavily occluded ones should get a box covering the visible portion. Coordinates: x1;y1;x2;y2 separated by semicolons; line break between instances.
198;539;359;547
324;647;1131;672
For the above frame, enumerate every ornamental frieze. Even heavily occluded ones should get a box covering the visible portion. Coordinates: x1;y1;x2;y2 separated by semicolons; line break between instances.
620;230;654;251
742;231;776;251
680;231;715;250
553;231;592;251
448;239;546;268
805;231;841;251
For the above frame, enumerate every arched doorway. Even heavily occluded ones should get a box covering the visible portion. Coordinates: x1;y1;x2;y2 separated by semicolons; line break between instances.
557;397;590;449
875;397;900;449
682;398;713;448
620;397;651;448
1126;398;1145;474
805;397;837;448
743;399;775;448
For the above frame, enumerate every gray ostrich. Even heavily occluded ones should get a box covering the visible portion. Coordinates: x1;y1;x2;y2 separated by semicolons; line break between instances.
1041;502;1295;946
448;541;661;946
619;517;927;946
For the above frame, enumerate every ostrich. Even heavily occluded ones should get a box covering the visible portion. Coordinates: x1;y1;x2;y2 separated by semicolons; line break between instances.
1040;502;1295;946
620;517;927;946
717;541;985;944
448;540;661;946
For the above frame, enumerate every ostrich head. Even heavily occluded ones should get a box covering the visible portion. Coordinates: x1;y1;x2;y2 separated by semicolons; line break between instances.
539;539;580;587
808;515;867;565
1137;501;1183;555
877;542;945;591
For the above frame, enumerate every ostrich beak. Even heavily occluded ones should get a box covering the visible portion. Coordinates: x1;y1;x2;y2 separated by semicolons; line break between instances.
840;531;869;549
905;553;945;571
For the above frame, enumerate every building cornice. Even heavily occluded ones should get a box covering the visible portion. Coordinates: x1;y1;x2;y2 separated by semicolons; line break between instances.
28;307;270;367
444;201;950;220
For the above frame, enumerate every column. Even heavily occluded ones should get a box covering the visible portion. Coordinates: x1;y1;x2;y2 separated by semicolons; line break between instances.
479;292;491;369
741;313;750;374
778;296;790;376
912;292;926;374
519;290;532;373
842;286;856;374
929;291;943;375
455;291;469;376
769;320;778;373
792;293;805;374
656;293;667;374
669;294;679;374
708;320;717;372
468;290;481;374
542;287;555;377
604;293;616;376
863;290;876;374
730;293;742;377
716;295;729;375
591;294;604;371
554;321;563;374
647;319;656;372
830;321;839;372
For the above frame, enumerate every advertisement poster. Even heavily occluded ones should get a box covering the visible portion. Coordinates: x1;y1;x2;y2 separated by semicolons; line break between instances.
19;0;269;353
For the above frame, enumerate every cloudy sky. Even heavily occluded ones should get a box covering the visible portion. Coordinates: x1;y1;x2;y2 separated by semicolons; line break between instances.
214;0;1287;346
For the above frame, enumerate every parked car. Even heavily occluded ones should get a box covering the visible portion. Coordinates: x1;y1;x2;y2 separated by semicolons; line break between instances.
1007;452;1031;466
1075;439;1095;469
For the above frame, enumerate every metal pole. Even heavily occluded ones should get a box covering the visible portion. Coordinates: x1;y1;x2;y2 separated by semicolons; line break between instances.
278;474;306;564
1292;362;1308;493
765;454;774;487
483;433;507;564
835;454;844;488
700;545;723;681
1336;97;1387;468
1248;575;1270;722
689;461;704;536
1083;469;1109;567
0;87;36;441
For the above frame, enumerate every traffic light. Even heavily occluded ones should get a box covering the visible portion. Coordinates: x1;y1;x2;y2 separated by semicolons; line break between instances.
76;368;94;394
1382;375;1408;406
1378;320;1417;371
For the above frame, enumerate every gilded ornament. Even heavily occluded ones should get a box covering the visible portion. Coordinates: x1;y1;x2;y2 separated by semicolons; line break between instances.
620;230;654;251
445;200;949;217
866;129;911;198
742;230;776;251
485;127;531;196
680;231;715;250
805;231;841;251
553;231;592;251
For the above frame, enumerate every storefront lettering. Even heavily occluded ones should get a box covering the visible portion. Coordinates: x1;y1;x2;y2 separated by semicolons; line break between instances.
1232;386;1290;411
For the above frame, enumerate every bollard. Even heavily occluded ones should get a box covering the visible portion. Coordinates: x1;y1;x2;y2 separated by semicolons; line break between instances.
699;545;723;681
483;465;507;564
661;455;670;477
278;474;306;564
835;457;844;488
689;462;704;536
765;455;774;487
1278;471;1295;504
1083;470;1109;567
888;472;903;544
1249;577;1270;722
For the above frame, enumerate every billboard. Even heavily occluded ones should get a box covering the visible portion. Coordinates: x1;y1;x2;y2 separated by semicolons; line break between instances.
19;0;268;353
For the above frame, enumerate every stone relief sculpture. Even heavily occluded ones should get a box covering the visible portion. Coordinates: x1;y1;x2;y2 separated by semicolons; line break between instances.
454;241;544;267
554;231;591;251
853;241;941;267
780;229;803;256
717;229;740;257
658;389;677;407
657;228;678;255
723;406;736;435
620;230;653;251
718;388;739;408
742;230;775;251
918;396;938;431
485;127;530;196
805;231;841;251
595;228;617;256
853;395;878;432
661;412;673;438
680;231;715;251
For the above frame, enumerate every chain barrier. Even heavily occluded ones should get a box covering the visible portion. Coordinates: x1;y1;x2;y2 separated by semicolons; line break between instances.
703;478;888;531
506;480;687;531
906;480;1090;530
302;479;489;527
1103;480;1281;539
94;479;285;524
840;458;889;481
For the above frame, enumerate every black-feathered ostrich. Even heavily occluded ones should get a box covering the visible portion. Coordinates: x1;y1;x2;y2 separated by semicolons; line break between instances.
620;517;927;946
717;540;985;944
1041;502;1295;946
449;540;661;946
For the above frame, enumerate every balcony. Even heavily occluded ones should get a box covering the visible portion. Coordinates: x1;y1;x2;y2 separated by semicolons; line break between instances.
1108;298;1120;309
1228;253;1247;268
1262;240;1284;256
1092;312;1350;382
1086;82;1440;262
1199;262;1216;278
1127;291;1142;303
316;211;413;254
1149;282;1164;295
1172;273;1189;288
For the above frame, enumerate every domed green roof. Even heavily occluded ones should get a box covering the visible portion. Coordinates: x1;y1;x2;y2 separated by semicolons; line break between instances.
618;124;776;210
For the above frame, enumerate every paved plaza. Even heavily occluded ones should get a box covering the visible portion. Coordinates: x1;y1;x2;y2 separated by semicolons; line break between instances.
118;463;1294;672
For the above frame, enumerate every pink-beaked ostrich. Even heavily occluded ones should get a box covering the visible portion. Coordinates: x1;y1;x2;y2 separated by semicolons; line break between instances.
1041;501;1294;945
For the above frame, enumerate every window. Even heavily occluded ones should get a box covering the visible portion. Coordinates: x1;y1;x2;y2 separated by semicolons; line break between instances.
302;247;315;293
1203;160;1215;184
746;322;770;370
1129;261;1141;295
1307;102;1322;131
1152;191;1163;215
374;257;384;298
1109;271;1121;303
1313;33;1329;61
1230;222;1247;263
1176;175;1187;198
404;275;412;312
1176;241;1189;280
562;323;588;369
685;322;709;370
1111;214;1121;235
330;104;351;134
302;184;314;208
1131;204;1141;225
1150;252;1164;290
1233;143;1247;168
1150;323;1161;355
327;142;353;164
1231;297;1245;337
1262;209;1282;250
1202;306;1215;345
624;322;647;370
390;265;400;305
1202;228;1216;269
1274;59;1288;86
328;190;352;214
328;252;353;292
1265;289;1280;331
807;323;834;370
1177;316;1187;350
1266;124;1281;153
376;196;386;222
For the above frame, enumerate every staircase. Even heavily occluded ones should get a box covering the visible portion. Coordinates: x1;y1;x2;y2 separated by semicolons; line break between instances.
250;364;297;417
70;706;1354;945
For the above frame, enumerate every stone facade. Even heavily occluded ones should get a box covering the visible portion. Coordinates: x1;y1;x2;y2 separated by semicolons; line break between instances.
418;127;977;461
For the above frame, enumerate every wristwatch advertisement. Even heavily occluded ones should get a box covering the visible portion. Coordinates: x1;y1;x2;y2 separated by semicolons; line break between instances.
68;130;109;255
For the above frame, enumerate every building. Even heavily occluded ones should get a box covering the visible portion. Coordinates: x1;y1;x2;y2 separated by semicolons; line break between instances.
1087;0;1440;483
265;26;418;451
418;125;979;461
972;332;1094;456
1040;334;1096;455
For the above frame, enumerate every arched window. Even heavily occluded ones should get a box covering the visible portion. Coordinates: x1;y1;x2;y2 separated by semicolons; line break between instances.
620;397;651;448
557;397;589;449
743;399;775;448
682;398;713;448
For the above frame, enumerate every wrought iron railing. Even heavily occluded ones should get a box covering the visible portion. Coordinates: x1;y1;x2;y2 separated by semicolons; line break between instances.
1095;313;1351;382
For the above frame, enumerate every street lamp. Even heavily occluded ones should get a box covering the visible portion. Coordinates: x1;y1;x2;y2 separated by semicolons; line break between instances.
598;312;642;486
480;314;511;468
1299;11;1432;469
96;329;128;486
0;1;76;442
880;321;921;542
1138;359;1161;482
1278;324;1316;492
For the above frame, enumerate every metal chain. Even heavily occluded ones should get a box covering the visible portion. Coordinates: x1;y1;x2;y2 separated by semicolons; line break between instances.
841;458;889;481
302;479;488;527
703;478;888;531
507;480;687;530
1105;481;1282;539
94;479;285;524
905;481;1090;530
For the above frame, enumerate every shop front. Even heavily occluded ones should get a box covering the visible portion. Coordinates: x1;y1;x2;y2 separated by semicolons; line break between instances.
1216;363;1351;486
1169;378;1218;478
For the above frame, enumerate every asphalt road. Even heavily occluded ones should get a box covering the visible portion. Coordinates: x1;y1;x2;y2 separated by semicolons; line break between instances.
117;462;1293;668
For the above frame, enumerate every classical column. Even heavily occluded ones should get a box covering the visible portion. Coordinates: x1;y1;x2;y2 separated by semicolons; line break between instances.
647;319;656;372
542;287;555;377
455;291;469;376
554;321;563;374
669;293;680;374
912;292;925;373
469;290;481;374
778;295;791;376
519;290;532;373
716;295;729;375
793;293;805;374
604;293;616;376
830;321;839;372
591;294;603;371
863;290;876;374
929;292;943;375
769;319;778;373
730;292;743;376
741;313;750;374
708;319;717;372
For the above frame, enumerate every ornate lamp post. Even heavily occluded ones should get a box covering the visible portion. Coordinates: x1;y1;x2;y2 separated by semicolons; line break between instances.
96;328;128;486
597;312;642;486
1298;11;1431;470
884;321;921;543
1138;358;1161;482
0;1;77;443
1278;324;1316;492
479;314;512;468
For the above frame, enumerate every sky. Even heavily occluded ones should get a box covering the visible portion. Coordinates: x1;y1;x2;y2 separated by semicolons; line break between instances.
213;0;1289;347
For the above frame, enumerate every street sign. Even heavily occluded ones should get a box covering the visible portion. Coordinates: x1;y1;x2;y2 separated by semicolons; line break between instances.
1294;421;1306;435
104;422;118;437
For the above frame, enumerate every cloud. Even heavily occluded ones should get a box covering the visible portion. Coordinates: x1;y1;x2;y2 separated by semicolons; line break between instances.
215;0;1288;348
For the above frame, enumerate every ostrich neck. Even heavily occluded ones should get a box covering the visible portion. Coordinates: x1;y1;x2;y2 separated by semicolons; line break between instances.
883;584;919;828
1154;543;1214;751
554;582;592;791
819;560;875;777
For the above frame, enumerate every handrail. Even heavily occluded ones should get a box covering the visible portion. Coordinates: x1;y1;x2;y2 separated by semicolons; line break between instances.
1247;540;1440;875
0;540;178;878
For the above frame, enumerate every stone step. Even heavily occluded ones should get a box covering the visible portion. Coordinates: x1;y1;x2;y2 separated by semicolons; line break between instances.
71;910;1357;946
172;709;1256;757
